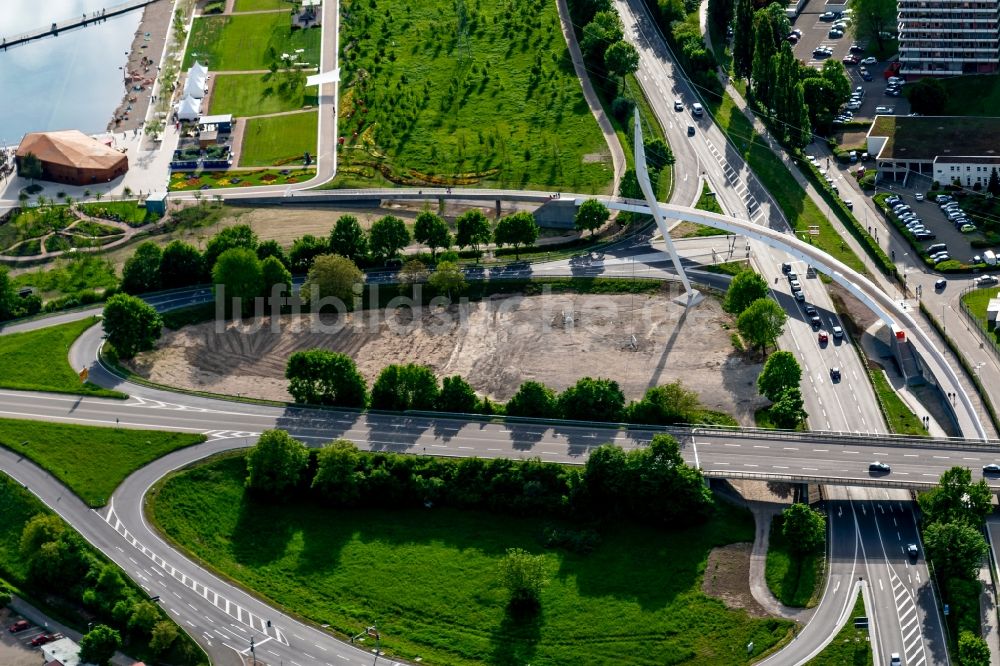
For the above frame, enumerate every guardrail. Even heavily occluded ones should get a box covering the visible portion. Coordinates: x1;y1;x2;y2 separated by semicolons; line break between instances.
703;469;941;490
691;425;1000;450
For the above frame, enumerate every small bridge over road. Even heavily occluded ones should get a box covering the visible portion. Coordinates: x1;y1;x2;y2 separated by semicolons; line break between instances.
1;0;155;51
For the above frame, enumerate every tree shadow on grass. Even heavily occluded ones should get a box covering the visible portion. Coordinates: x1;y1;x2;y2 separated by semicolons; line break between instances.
230;493;297;568
489;605;543;666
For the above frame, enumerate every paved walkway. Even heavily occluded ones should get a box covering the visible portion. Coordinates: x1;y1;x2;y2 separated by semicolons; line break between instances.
555;0;626;196
749;502;816;623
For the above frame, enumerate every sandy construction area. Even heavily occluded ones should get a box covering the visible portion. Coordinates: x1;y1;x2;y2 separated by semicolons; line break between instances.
128;292;766;423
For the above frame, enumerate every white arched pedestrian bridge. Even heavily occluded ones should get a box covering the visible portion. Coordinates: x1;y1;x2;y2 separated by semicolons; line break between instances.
602;197;987;441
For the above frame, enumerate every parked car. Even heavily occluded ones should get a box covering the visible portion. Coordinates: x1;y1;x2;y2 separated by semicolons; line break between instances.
931;254;951;264
874;106;894;114
843;54;859;65
914;232;936;241
886;195;901;205
861;71;873;81
828;28;844;38
886;89;901;97
915;193;925;201
869;461;891;473
30;634;55;647
850;43;865;53
888;76;905;85
8;620;29;633
927;243;947;254
929;251;950;262
846;101;862;110
960;223;978;233
820;10;836;20
976;275;1000;286
935;194;953;203
861;56;878;65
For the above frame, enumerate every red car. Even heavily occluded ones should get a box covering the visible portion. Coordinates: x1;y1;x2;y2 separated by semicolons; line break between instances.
8;620;29;633
818;331;829;344
31;634;55;646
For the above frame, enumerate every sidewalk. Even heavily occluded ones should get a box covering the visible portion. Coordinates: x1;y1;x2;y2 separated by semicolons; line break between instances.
748;503;816;623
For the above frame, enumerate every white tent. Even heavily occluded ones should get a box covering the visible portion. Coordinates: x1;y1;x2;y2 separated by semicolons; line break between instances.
184;61;209;99
175;95;202;121
189;61;208;79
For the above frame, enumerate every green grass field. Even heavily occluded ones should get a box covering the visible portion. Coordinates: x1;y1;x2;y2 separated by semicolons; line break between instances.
240;111;318;166
332;0;612;193
0;420;205;507
706;94;866;274
806;590;872;665
0;317;123;398
962;287;1000;345
765;514;824;608
234;0;288;10
209;72;318;117
13;255;118;300
151;454;793;665
183;13;321;70
868;365;927;436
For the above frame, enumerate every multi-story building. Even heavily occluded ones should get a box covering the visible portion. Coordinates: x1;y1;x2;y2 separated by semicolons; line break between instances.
897;0;1000;76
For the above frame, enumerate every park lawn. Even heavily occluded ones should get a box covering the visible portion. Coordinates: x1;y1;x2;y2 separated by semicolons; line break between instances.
239;111;318;166
765;514;824;608
0;420;205;507
183;13;321;70
806;590;872;666
335;0;612;193
0;317;123;398
962;287;1000;345
706;94;866;275
209;72;318;117
234;0;289;10
937;75;1000;117
151;454;793;666
868;365;927;436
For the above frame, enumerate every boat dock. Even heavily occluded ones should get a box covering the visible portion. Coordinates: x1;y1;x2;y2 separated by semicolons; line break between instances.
1;0;156;50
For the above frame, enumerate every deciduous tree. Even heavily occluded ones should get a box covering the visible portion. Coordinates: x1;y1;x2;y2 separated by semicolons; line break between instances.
604;40;639;82
121;242;162;294
312;439;362;505
127;600;161;634
493;212;538;259
851;0;897;53
369;215;410;262
644;138;674;171
737;298;787;355
370;363;440;411
203;224;258;274
437;375;479;413
907;78;947;115
580;11;624;61
256;239;290;268
497;548;546;610
428;260;466;298
732;0;754;80
781;503;826;555
455;210;492;260
757;350;802;402
261;255;292;299
413;211;452;260
149;620;179;655
102;293;163;359
18;152;43;182
923;520;988;581
769;386;807;428
159;240;204;289
245;429;309;495
574;199;610;237
724;269;769;314
212;247;264;310
288;234;328;273
625;381;701;424
558;377;625;422
285;349;367;407
959;631;991;666
302;254;362;306
329;215;369;262
918;466;992;527
79;625;121;666
506;380;559;418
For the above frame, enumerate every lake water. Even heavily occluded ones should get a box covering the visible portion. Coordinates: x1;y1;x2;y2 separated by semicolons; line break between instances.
0;0;142;146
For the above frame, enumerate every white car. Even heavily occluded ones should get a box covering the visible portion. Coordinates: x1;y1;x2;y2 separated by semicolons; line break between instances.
888;76;905;85
874;106;894;114
861;56;878;65
846;101;862;110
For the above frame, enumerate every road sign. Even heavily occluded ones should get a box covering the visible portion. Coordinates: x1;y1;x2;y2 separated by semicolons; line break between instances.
944;604;950;616
747;641;754;654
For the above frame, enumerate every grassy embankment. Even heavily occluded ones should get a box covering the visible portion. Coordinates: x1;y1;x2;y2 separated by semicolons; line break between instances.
150;453;793;665
765;514;824;608
806;589;872;665
0;317;122;398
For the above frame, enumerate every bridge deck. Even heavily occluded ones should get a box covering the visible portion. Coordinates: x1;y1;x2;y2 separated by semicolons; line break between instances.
1;0;154;50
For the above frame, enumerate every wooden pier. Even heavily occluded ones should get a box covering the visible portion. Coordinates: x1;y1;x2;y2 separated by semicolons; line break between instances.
1;0;156;50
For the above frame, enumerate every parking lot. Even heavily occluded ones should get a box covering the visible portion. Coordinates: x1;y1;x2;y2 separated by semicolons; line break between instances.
790;0;909;120
1;610;59;665
880;188;985;264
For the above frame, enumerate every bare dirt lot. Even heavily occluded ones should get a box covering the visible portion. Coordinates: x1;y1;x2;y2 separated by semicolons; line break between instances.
702;542;769;617
128;292;767;423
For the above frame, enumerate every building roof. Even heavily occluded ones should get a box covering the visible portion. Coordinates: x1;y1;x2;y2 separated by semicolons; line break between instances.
16;130;126;171
934;155;1000;165
869;115;1000;161
199;114;233;126
41;637;81;666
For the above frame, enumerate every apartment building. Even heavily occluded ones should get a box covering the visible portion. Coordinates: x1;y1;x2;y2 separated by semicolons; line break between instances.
897;0;1000;76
